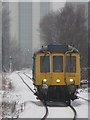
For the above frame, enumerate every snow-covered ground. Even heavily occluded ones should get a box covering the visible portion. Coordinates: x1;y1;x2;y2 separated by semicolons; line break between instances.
0;69;89;119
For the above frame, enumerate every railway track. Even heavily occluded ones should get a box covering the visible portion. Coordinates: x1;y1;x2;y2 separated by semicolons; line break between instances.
17;72;35;94
41;101;48;120
69;105;77;120
17;72;49;119
17;72;77;120
23;72;33;81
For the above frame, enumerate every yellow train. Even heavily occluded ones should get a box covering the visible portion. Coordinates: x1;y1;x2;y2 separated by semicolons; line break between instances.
32;44;80;105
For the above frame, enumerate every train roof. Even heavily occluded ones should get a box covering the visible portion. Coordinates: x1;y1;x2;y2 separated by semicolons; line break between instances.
34;44;79;55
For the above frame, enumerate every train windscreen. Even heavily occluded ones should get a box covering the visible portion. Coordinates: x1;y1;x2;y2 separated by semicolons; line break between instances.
40;56;50;73
53;56;63;72
66;56;76;73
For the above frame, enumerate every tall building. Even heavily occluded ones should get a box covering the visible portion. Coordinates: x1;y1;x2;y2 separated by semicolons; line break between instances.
19;2;32;67
8;2;51;69
7;2;65;70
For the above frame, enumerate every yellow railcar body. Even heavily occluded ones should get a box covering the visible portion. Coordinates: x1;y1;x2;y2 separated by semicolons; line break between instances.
35;53;80;86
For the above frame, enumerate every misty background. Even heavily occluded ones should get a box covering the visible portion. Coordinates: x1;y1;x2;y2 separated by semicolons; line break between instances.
0;2;89;81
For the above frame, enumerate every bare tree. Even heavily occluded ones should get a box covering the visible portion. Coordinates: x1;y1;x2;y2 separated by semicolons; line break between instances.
40;3;87;46
40;3;88;79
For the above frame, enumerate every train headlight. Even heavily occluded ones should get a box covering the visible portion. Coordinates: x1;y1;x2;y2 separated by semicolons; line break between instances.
56;79;60;83
69;79;74;82
42;79;47;83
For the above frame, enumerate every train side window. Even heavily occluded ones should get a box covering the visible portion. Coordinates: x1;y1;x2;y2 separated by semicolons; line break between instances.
66;56;76;73
40;56;50;73
53;56;63;72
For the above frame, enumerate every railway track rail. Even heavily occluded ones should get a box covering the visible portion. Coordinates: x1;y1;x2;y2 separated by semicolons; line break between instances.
69;105;77;120
41;101;48;120
23;72;33;81
17;72;49;119
17;72;35;94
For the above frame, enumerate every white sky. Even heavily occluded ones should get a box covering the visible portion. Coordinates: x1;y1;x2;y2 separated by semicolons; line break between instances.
2;0;90;2
51;2;65;11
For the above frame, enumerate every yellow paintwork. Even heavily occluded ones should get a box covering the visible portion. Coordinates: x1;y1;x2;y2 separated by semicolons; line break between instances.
35;53;80;86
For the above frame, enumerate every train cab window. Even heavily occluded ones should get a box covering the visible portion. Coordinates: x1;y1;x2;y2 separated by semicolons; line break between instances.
66;56;76;73
53;56;63;72
40;56;50;73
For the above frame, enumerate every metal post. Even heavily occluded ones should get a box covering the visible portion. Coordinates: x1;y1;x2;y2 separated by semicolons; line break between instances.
9;56;12;73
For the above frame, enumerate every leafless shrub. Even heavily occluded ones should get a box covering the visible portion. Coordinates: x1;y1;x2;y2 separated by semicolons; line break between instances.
2;73;14;91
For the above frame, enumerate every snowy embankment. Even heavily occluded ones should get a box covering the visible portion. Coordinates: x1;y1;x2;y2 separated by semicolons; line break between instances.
1;69;89;118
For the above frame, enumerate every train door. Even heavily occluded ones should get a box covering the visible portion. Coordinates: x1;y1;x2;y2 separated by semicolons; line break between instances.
51;54;65;85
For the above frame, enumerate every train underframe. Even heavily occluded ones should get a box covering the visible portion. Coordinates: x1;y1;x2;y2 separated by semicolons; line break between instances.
35;85;78;106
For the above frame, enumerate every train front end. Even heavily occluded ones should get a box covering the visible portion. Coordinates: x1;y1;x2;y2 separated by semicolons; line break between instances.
32;44;80;105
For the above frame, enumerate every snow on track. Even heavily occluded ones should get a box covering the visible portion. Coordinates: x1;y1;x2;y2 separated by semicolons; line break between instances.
8;70;88;118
